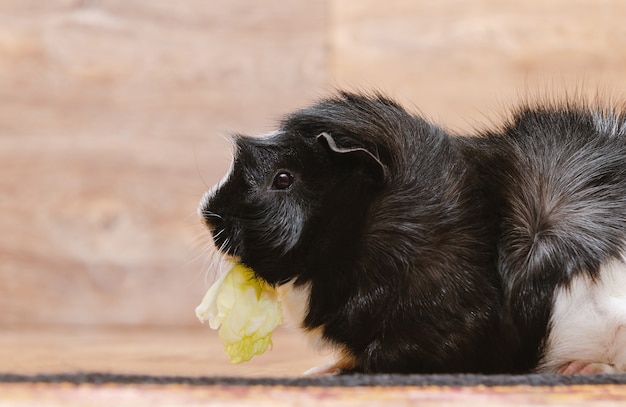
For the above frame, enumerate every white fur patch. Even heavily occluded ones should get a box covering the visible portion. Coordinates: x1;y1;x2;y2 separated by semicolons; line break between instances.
276;281;329;352
539;255;626;373
592;110;626;138
257;130;281;141
276;280;310;327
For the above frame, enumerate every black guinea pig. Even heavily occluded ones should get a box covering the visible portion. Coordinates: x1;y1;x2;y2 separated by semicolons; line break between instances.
199;91;626;374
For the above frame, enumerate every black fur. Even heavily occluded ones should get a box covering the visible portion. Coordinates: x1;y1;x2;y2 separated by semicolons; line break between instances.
200;92;626;374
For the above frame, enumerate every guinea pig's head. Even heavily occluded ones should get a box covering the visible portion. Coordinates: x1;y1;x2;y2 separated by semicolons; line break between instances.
199;127;388;286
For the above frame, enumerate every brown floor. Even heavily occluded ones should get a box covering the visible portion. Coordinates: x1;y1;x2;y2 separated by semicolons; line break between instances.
0;325;333;377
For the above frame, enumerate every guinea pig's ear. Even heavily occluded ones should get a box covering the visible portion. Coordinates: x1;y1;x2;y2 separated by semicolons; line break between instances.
316;132;387;184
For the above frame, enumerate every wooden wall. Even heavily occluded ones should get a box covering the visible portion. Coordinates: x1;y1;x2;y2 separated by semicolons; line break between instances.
2;0;626;327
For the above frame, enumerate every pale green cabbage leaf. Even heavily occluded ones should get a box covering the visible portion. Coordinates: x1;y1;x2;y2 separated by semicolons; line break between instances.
195;263;282;363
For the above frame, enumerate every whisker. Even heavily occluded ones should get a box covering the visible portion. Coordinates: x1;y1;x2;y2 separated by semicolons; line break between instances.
219;237;231;256
202;211;223;220
193;147;211;190
212;229;224;239
206;246;230;286
185;210;203;223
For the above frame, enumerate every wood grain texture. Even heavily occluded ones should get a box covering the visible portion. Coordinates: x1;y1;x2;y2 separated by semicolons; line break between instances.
0;0;325;326
2;0;626;359
0;326;332;376
330;0;626;130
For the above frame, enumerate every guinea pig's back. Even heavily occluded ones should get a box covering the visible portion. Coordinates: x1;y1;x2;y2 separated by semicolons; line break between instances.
470;104;626;372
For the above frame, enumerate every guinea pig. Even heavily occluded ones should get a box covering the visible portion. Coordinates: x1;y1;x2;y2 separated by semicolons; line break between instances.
198;91;626;374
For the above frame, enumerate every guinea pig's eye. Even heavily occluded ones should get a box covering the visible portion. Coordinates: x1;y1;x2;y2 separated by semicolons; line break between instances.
272;171;294;190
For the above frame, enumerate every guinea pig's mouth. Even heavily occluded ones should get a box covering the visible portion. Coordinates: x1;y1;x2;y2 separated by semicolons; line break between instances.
211;228;240;258
198;209;239;258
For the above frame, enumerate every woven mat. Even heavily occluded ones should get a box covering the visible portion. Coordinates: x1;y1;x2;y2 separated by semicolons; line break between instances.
0;373;626;407
2;373;626;406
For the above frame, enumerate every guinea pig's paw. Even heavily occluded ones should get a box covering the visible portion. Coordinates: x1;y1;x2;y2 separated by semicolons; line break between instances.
302;356;357;376
302;362;342;376
557;361;617;375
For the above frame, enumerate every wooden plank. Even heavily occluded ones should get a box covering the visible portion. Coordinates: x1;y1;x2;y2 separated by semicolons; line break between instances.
0;1;326;326
0;326;331;376
4;0;626;334
330;0;626;130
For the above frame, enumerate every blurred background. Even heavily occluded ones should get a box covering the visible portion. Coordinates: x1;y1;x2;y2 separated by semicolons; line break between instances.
1;0;626;376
